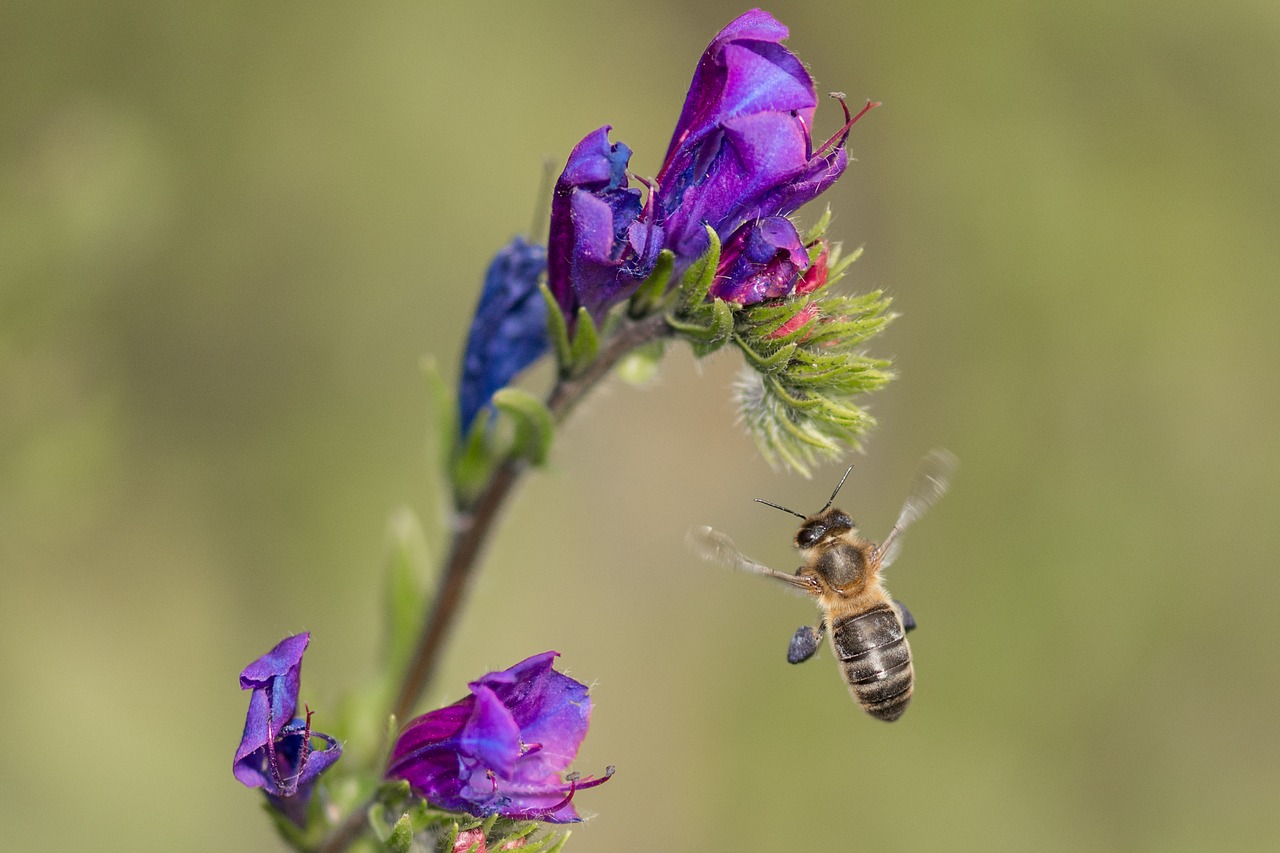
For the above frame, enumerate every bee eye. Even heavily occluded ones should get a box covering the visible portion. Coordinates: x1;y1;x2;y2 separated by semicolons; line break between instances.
796;527;822;549
833;512;854;530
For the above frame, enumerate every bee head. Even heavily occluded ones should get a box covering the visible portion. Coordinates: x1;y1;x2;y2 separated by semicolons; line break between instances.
755;465;857;553
794;508;856;551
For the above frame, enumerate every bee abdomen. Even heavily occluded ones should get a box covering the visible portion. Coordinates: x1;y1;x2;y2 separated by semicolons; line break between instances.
832;604;914;722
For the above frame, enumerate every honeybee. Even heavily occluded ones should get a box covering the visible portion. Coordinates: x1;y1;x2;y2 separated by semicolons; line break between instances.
689;450;956;721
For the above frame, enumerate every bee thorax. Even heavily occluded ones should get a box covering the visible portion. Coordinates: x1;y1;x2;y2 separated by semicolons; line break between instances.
813;542;868;587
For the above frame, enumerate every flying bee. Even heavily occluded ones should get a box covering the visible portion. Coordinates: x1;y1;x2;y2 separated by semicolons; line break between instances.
689;450;956;722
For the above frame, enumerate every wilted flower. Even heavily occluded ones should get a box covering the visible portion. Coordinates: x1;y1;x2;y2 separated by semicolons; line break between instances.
654;9;871;267
457;237;550;431
386;651;612;823
233;633;342;827
547;127;664;323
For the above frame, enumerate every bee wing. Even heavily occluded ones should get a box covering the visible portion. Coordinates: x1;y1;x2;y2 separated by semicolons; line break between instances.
686;525;819;594
876;449;957;568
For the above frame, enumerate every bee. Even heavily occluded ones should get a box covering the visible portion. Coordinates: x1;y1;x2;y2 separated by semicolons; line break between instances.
689;450;956;721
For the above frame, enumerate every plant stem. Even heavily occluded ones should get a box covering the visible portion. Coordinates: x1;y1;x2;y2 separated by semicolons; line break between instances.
315;313;671;853
390;311;673;728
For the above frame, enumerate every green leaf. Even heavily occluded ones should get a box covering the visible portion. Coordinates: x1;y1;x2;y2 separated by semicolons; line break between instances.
420;355;456;464
492;388;556;466
616;340;666;386
628;249;675;317
540;282;573;370
568;306;600;373
452;411;495;503
383;507;428;691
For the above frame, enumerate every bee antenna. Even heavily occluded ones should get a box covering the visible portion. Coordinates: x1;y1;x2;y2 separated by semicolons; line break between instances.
753;498;807;520
819;465;855;513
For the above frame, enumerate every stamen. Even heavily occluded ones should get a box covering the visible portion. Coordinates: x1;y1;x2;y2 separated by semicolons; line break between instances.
813;96;880;160
496;766;616;820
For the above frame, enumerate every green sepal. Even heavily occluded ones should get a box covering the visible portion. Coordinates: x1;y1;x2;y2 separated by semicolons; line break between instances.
824;243;864;287
736;336;797;374
491;388;555;466
567;306;600;374
385;814;414;852
801;206;833;244
687;298;736;357
628;249;675;317
674;225;721;312
540;282;573;370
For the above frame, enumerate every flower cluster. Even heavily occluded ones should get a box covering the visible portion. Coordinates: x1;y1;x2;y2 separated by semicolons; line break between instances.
456;8;882;448
233;633;342;828
386;652;611;824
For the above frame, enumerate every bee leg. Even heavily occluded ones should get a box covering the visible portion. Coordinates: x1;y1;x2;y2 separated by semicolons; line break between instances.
787;620;826;664
893;599;917;633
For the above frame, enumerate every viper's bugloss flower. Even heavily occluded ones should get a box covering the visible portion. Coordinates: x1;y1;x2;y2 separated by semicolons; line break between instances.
234;633;342;827
386;651;612;823
654;9;870;265
457;237;550;431
547;126;664;323
711;216;810;303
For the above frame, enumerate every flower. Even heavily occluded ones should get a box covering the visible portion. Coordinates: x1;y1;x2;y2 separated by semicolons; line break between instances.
457;237;550;432
547;126;664;323
386;651;612;823
710;215;811;304
233;633;342;827
654;9;871;267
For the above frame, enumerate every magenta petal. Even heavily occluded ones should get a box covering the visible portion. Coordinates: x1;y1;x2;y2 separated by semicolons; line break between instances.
654;10;858;269
387;651;608;823
712;217;810;304
233;633;341;826
459;686;522;777
548;128;661;323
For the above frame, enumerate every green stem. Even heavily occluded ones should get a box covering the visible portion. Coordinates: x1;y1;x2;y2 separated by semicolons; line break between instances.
314;313;673;853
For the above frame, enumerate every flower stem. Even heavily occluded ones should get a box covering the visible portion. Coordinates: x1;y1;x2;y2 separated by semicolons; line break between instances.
313;313;671;853
390;311;673;726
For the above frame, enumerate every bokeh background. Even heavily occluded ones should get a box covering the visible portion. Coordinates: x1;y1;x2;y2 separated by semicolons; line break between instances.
3;1;1278;850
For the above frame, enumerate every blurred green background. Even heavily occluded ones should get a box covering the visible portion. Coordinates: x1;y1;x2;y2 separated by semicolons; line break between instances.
3;1;1278;850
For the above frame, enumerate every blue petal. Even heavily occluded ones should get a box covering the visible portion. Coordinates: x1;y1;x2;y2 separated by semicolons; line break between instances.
456;237;549;431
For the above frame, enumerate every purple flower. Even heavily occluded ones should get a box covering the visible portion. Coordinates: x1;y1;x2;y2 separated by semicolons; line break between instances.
386;651;612;823
234;633;341;827
457;237;550;431
654;9;872;265
547;127;664;323
711;216;811;303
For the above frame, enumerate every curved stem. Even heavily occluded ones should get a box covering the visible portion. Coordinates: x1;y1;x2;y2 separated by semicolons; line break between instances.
315;313;672;853
390;313;671;726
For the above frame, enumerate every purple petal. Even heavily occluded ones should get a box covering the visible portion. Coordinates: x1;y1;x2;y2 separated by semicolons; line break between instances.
234;633;309;786
712;217;810;304
459;686;523;776
386;651;606;823
548;128;662;322
233;634;341;824
654;10;857;267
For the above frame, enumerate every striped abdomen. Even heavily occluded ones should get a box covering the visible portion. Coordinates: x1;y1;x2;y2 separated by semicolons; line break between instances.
831;604;914;721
